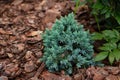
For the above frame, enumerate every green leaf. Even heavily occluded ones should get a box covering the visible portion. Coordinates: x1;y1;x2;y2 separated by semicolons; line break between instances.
101;8;107;14
113;29;120;41
99;46;110;51
118;43;120;49
105;11;111;18
113;29;120;38
94;52;108;61
114;12;120;24
91;32;103;40
102;30;115;42
99;43;117;51
92;0;103;10
109;52;115;65
79;1;87;7
113;49;120;61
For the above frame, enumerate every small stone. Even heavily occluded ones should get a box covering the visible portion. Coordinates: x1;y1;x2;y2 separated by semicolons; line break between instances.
0;76;8;80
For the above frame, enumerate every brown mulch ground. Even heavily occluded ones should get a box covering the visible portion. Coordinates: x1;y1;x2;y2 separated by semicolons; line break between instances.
0;0;120;80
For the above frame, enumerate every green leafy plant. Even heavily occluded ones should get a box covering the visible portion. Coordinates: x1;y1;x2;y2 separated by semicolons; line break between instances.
73;0;87;13
92;0;120;27
92;29;120;64
41;13;94;74
93;0;120;22
74;0;80;13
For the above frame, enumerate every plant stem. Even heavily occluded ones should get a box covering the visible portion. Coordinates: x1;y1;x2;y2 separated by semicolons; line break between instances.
94;14;100;31
74;0;80;14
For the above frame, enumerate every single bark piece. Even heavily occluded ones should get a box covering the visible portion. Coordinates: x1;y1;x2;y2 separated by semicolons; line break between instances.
0;76;8;80
24;61;36;73
34;62;45;77
105;75;119;80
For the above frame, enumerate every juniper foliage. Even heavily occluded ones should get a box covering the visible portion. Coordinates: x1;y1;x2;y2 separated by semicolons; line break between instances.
41;13;94;74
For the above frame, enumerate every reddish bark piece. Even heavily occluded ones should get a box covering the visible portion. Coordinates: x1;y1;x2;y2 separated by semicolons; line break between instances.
46;22;53;29
12;0;23;6
25;51;36;61
34;63;45;77
19;3;33;11
24;61;36;73
25;51;33;59
35;51;43;58
98;68;109;76
86;67;108;80
61;75;72;80
26;31;43;37
30;77;39;80
0;76;8;80
105;75;119;80
7;53;14;58
74;74;85;80
0;63;3;70
4;63;19;77
105;67;120;75
44;9;61;24
35;0;55;11
41;71;71;80
93;73;105;80
0;28;6;34
14;43;25;52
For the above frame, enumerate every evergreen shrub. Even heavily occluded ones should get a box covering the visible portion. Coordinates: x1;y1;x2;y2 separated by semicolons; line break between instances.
41;13;94;74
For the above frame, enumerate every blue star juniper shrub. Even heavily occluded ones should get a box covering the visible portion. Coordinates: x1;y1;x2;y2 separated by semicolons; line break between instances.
41;13;94;74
